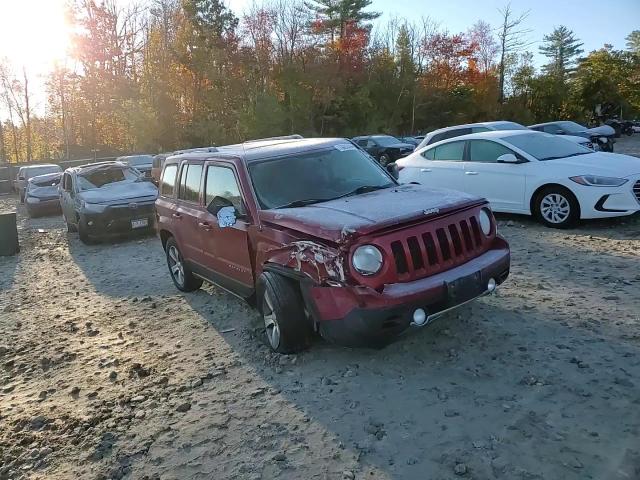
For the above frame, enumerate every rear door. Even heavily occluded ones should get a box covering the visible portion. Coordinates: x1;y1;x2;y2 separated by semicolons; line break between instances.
464;139;526;211
173;162;204;264
194;162;254;296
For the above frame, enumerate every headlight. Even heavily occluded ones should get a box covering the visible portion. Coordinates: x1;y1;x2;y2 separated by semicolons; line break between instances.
352;245;383;275
569;175;628;187
82;201;108;213
479;208;492;236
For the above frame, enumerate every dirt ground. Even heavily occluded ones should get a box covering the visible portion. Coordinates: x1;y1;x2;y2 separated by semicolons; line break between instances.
1;137;639;480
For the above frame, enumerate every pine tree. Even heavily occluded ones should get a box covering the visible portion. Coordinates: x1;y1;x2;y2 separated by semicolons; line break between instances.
626;30;640;55
305;0;379;43
539;26;583;81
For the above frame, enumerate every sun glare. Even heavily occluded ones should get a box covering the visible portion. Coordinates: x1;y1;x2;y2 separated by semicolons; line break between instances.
0;0;71;71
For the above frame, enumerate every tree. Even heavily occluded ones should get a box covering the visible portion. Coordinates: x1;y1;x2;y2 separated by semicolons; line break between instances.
468;20;498;75
626;30;640;54
305;0;379;44
540;26;583;81
496;3;530;104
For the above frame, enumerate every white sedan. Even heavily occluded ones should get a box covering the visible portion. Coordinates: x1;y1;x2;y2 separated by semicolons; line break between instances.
397;131;640;228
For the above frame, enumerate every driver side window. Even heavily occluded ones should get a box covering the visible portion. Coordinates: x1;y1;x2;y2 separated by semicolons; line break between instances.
205;165;246;215
468;140;515;163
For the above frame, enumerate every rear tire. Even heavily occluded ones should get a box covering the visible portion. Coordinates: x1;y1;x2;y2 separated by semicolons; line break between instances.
533;186;580;229
165;237;202;292
257;272;311;353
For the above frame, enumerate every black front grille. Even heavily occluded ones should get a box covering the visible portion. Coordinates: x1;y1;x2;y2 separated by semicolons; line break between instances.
633;180;640;203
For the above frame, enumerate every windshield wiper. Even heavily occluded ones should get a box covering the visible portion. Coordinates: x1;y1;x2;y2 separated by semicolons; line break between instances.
276;198;330;209
334;184;392;199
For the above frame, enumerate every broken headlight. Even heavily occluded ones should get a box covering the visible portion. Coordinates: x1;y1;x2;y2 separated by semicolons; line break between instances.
352;245;383;276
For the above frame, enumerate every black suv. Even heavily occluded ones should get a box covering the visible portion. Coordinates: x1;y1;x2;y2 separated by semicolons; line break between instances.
59;161;158;243
352;135;415;166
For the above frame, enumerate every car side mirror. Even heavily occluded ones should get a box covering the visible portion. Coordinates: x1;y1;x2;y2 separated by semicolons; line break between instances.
387;162;400;180
496;153;520;164
207;196;234;216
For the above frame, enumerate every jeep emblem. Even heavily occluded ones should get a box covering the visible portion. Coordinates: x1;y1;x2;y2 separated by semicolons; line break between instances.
423;208;439;215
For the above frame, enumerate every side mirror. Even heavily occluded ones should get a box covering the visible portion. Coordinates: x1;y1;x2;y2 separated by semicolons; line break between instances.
387;162;400;180
496;153;520;164
207;196;234;216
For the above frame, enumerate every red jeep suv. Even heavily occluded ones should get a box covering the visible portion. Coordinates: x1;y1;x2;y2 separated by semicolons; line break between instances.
155;137;510;352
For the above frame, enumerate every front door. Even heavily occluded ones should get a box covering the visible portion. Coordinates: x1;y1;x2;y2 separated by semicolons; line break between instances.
194;162;254;296
463;139;527;212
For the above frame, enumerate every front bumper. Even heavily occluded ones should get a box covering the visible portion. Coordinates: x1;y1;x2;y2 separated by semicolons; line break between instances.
26;198;61;216
80;202;156;238
309;239;510;347
576;176;640;219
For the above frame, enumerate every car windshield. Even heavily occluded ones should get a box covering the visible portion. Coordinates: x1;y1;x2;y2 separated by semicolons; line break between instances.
502;133;591;160
492;122;528;130
26;166;61;178
124;155;153;166
32;176;61;187
557;121;586;133
249;145;395;209
372;135;402;146
77;166;140;191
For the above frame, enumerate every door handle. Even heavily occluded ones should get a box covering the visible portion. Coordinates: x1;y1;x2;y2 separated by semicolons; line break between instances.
420;168;432;172
198;221;212;231
465;171;479;175
172;213;182;219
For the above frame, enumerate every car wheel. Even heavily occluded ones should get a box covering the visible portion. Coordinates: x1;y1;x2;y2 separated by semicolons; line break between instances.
257;272;311;353
379;154;391;167
165;237;202;292
533;186;580;228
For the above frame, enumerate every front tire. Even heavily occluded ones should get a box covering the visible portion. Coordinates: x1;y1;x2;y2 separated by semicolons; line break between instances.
533;186;580;228
165;237;202;292
78;221;93;244
257;272;311;353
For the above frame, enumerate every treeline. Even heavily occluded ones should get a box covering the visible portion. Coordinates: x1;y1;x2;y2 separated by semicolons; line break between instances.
0;0;639;162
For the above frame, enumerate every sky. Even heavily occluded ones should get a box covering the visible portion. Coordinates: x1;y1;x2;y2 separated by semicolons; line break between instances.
0;0;638;116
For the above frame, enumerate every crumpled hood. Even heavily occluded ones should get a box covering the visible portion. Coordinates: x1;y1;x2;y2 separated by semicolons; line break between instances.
259;184;484;243
79;181;158;204
584;125;616;137
547;152;640;177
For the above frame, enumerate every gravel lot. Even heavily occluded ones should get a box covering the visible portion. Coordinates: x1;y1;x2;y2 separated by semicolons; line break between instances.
1;136;639;480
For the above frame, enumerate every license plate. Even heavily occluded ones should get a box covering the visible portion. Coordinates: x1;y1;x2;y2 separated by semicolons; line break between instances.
131;218;149;229
446;272;483;305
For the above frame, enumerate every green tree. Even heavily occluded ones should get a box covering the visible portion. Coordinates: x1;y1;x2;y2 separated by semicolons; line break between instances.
626;30;640;54
539;26;584;81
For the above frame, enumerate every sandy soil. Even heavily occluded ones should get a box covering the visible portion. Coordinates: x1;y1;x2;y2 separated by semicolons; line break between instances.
1;137;639;480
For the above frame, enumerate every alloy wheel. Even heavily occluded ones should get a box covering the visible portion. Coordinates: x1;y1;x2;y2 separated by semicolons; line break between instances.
540;193;571;224
262;291;281;350
167;245;185;287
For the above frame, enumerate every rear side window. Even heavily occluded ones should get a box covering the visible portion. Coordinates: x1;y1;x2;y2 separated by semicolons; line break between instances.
421;148;435;160
468;140;514;163
433;141;465;161
205;166;245;214
178;163;203;202
160;164;178;196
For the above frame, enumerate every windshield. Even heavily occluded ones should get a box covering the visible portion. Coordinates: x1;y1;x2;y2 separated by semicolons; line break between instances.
25;166;61;178
78;166;140;191
372;135;403;146
249;145;395;209
32;176;61;187
492;122;528;130
502;133;591;160
123;155;153;166
557;121;586;133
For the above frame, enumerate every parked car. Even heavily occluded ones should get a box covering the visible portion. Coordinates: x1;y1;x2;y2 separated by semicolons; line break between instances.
151;154;170;185
156;136;510;353
398;136;421;147
352;135;415;166
59;161;158;243
397;131;640;228
417;121;596;151
15;164;63;202
529;121;616;152
117;155;155;179
24;172;63;217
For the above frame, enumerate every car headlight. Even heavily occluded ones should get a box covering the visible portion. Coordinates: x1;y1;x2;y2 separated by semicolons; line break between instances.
569;175;628;187
479;208;492;236
352;245;383;275
82;201;108;213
